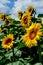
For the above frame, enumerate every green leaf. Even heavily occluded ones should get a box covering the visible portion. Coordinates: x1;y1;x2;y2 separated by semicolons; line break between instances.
26;63;31;65
38;14;43;17
41;52;43;55
15;50;22;57
0;33;6;41
0;56;3;60
18;58;31;65
7;61;24;65
40;44;43;48
14;48;22;57
0;50;5;56
19;57;34;64
0;57;7;65
24;57;34;63
34;63;42;65
31;17;37;23
17;42;26;49
11;19;20;25
0;45;2;49
5;52;13;60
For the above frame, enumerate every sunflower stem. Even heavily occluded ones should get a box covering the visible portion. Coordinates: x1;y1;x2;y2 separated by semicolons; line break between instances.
30;48;32;57
8;28;9;34
38;44;42;63
12;46;15;61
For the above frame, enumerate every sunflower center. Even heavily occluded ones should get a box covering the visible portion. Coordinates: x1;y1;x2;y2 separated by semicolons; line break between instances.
24;17;28;24
29;29;37;40
5;38;12;45
6;20;9;24
1;16;4;19
29;8;32;12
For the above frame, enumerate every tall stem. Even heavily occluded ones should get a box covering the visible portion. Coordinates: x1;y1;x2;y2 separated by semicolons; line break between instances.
12;46;15;61
38;44;42;62
30;48;32;57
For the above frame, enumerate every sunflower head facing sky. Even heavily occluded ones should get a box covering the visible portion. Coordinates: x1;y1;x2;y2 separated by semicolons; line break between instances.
18;10;23;20
6;16;11;20
22;23;42;48
4;19;10;26
21;12;31;27
2;34;14;49
0;13;5;21
27;6;34;15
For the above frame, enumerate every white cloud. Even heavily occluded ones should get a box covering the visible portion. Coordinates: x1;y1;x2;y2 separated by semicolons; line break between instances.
11;0;43;20
0;0;11;14
0;0;10;4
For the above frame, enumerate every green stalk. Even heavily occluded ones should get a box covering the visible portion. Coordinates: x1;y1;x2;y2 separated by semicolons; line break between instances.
38;43;42;62
30;48;32;57
8;28;9;34
12;46;15;61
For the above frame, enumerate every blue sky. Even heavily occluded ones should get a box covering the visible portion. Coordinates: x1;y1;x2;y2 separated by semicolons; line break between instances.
6;0;14;9
0;0;43;20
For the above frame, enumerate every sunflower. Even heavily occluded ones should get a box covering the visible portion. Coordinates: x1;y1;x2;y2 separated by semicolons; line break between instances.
4;19;11;26
18;10;23;20
4;16;11;26
4;19;9;25
0;13;5;21
21;12;31;27
6;16;11;20
27;6;34;15
2;34;14;49
4;19;9;26
22;23;42;48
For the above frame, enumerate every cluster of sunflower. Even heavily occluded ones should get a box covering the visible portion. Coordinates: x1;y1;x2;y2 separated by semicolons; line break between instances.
0;13;14;49
0;6;43;49
18;6;43;48
0;6;43;64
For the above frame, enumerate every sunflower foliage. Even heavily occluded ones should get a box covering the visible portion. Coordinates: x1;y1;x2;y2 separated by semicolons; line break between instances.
0;6;43;65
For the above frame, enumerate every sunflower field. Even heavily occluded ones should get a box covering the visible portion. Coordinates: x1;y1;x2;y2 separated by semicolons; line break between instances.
0;6;43;65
